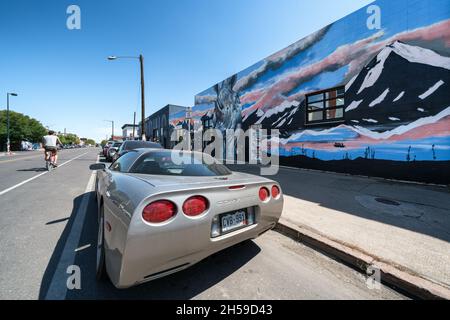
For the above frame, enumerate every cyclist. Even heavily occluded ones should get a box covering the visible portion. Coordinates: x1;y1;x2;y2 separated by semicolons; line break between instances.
42;130;62;167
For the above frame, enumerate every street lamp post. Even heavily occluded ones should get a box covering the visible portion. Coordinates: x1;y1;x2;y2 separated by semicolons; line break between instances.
104;120;114;140
186;107;192;150
108;55;146;140
132;111;136;139
6;92;18;154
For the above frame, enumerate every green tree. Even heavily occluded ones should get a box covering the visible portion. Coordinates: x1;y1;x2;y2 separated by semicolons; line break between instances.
100;140;107;147
0;110;47;151
58;133;80;145
85;139;96;146
59;135;67;145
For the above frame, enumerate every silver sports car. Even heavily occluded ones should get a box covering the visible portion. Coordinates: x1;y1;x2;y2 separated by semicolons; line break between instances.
91;149;283;288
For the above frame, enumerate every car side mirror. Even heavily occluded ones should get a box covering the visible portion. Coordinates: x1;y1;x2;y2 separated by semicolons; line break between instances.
90;163;106;171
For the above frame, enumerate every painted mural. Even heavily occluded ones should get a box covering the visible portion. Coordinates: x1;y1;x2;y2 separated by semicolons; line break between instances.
182;0;450;184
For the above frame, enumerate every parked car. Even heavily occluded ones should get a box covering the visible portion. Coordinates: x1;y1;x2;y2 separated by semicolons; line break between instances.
106;142;122;162
20;140;33;151
102;141;115;157
112;140;162;162
91;149;283;288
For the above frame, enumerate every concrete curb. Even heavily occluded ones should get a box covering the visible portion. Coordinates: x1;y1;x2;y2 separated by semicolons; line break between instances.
275;219;450;300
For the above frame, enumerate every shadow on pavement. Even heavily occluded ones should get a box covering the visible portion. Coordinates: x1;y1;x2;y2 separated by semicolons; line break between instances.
46;217;70;225
39;193;86;299
227;164;450;243
40;191;261;299
16;167;47;172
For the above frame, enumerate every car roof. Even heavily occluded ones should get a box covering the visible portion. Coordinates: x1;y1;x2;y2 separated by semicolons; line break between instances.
134;147;166;152
137;149;211;158
122;140;162;149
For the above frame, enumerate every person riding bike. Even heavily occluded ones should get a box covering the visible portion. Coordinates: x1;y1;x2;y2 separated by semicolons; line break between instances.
42;130;62;167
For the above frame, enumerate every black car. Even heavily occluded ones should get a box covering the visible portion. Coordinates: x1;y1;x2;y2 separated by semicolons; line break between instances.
112;140;162;162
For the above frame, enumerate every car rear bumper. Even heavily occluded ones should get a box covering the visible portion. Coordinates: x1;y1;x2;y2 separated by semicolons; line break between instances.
111;195;282;288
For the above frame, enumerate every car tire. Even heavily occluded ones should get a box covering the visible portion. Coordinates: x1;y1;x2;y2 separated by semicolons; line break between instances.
96;204;107;281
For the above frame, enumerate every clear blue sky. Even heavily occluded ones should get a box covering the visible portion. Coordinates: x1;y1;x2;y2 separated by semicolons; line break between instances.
0;0;373;142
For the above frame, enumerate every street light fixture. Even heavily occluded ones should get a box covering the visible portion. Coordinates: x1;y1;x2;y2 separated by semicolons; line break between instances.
107;54;146;140
6;92;18;155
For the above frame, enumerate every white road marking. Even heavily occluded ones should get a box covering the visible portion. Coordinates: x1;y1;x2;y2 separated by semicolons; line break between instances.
0;152;89;196
44;155;99;300
75;244;91;252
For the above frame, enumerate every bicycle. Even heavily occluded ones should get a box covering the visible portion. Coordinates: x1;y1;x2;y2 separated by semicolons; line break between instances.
45;150;57;171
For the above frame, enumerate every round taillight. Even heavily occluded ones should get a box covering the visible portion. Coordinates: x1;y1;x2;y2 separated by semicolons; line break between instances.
272;186;281;199
142;200;177;223
259;187;270;202
183;196;209;217
271;185;280;199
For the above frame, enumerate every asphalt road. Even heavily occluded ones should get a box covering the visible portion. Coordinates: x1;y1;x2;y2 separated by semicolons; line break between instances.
0;148;406;300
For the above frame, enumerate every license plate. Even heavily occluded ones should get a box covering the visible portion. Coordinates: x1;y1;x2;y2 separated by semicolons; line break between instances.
221;210;247;233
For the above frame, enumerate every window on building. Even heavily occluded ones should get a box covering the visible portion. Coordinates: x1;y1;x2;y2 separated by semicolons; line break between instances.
306;87;345;125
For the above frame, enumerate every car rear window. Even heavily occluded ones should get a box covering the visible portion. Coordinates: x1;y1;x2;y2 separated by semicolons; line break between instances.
130;151;231;176
110;150;139;172
124;141;162;150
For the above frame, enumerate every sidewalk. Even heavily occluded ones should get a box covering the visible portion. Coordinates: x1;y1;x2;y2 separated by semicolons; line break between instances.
0;150;41;157
230;164;450;299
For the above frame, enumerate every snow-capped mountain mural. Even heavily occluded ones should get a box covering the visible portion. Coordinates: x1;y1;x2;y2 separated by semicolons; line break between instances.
184;0;450;184
344;41;450;124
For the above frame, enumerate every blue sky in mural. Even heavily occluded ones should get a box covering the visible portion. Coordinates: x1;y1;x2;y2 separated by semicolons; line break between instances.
197;0;450;100
286;66;350;97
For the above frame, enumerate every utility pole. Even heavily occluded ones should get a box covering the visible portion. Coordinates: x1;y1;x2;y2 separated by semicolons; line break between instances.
104;120;114;140
139;54;146;140
186;107;192;151
132;112;136;140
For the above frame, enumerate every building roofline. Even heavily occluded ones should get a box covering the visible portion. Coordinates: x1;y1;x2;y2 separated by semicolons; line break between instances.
121;124;139;129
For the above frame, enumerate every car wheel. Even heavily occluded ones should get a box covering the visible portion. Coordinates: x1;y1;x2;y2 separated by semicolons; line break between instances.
96;204;107;281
